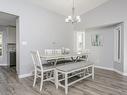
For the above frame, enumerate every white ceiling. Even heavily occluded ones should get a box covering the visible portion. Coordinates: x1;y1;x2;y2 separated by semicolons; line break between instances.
0;0;110;26
0;12;17;26
25;0;110;16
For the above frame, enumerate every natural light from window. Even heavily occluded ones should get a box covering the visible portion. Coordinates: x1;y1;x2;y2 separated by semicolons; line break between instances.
76;32;85;52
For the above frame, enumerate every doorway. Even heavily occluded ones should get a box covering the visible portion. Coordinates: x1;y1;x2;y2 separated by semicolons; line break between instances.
7;26;16;68
0;12;19;74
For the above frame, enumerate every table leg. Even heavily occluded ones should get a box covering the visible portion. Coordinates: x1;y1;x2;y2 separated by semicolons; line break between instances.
54;59;57;66
75;56;79;62
71;56;79;62
65;73;68;94
71;57;74;62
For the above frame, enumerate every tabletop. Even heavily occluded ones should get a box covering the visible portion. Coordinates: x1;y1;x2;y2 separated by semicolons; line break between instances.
40;52;89;60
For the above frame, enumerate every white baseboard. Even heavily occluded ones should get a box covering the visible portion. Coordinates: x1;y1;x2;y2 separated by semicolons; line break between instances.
123;73;127;76
0;64;8;66
18;66;127;78
95;66;125;76
18;72;33;78
114;69;123;75
95;66;114;71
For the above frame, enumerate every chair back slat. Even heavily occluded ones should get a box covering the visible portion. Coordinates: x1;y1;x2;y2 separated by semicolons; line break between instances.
45;49;54;55
54;49;62;55
31;50;43;71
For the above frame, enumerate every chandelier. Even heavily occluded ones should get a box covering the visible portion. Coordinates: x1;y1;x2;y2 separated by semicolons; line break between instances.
65;0;81;24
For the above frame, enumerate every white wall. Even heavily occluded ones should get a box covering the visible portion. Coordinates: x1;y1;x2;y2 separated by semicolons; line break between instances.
85;26;114;69
75;0;127;74
0;0;73;76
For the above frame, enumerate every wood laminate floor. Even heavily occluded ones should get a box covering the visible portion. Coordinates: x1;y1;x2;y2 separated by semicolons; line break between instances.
0;67;127;95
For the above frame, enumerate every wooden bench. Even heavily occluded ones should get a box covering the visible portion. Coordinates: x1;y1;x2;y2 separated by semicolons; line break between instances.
55;61;94;94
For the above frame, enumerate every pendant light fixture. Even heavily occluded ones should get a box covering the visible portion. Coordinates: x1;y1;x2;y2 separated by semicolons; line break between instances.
65;0;81;24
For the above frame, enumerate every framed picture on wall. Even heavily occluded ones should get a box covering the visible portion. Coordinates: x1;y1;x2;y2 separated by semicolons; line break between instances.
91;34;103;46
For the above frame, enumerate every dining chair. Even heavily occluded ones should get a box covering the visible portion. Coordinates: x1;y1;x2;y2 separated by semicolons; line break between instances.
54;49;62;55
31;50;54;91
45;49;54;55
44;49;56;64
81;49;89;61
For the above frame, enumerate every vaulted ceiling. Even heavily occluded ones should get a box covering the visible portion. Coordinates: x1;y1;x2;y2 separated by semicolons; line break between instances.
0;0;111;26
25;0;110;16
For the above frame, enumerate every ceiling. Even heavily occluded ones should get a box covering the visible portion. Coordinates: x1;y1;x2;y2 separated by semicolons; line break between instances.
0;0;110;26
0;12;17;26
25;0;110;16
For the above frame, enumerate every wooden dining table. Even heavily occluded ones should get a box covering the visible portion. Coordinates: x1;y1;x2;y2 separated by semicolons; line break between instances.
40;52;89;66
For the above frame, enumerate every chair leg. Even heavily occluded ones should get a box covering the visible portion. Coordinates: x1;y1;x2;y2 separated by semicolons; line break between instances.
65;73;68;94
40;74;43;91
92;65;94;80
33;71;37;87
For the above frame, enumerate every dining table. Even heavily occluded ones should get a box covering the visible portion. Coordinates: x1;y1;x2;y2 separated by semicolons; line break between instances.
40;52;89;66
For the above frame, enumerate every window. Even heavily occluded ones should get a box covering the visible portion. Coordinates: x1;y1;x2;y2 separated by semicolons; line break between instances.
76;32;85;52
0;32;2;56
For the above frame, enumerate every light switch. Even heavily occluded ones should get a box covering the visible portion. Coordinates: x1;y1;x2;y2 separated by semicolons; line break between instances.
22;41;27;45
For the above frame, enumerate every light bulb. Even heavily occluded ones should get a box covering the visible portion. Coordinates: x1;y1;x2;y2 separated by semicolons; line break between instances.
65;18;69;22
68;16;72;19
76;16;81;23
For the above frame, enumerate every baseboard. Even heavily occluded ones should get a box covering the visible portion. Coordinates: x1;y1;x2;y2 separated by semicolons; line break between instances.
123;73;127;76
0;64;8;66
18;66;127;78
95;66;114;71
95;66;125;76
114;69;123;75
18;72;33;78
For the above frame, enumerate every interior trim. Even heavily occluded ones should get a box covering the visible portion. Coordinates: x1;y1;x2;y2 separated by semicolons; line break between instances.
95;66;126;76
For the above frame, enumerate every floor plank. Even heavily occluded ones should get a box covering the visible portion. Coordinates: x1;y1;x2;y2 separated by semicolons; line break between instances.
0;67;127;95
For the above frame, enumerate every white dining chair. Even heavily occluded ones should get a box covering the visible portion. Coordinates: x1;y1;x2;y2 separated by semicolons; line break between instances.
54;49;62;55
31;50;54;91
44;49;56;64
45;49;54;55
81;49;90;61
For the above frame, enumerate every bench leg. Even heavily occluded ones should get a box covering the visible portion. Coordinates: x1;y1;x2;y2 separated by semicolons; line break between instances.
55;69;58;89
65;73;68;94
92;65;94;80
